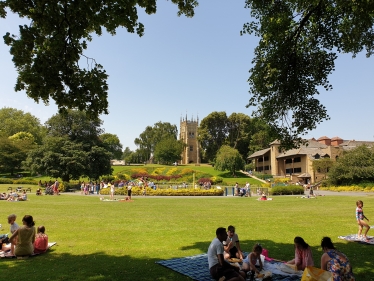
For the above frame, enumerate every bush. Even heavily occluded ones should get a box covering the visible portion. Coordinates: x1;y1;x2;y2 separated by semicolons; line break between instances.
99;186;224;196
61;181;80;192
0;178;14;184
270;185;304;195
13;179;38;185
254;172;273;180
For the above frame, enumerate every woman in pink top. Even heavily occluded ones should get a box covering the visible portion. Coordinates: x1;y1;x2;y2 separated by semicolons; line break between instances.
33;226;48;254
287;236;314;270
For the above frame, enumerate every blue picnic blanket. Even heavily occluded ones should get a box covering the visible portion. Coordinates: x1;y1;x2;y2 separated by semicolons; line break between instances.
156;253;301;281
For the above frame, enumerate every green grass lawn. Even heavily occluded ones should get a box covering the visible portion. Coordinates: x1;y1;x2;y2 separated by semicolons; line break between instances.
1;186;373;281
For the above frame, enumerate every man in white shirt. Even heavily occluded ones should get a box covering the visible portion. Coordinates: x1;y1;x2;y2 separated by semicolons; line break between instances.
208;227;245;281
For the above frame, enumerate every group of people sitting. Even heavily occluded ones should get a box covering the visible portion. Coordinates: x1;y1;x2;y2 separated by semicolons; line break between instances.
208;226;355;281
0;190;28;201
0;214;48;258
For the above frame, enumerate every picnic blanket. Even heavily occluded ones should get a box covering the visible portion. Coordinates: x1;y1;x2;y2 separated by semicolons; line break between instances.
338;234;374;245
156;253;301;281
0;242;57;259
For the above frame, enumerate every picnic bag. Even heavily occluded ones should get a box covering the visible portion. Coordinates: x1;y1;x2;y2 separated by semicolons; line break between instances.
301;266;333;281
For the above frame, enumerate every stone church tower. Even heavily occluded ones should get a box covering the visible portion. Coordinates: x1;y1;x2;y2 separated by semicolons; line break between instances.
180;115;200;165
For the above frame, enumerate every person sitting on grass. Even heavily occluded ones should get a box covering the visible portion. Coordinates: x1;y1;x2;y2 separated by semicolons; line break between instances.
36;188;42;196
208;227;246;281
9;215;36;258
286;236;314;271
18;191;28;201
5;214;19;256
223;225;244;261
242;243;263;277
34;226;48;254
320;237;355;281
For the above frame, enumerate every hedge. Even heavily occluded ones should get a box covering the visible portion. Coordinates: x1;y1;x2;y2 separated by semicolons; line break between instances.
99;186;224;196
270;185;304;195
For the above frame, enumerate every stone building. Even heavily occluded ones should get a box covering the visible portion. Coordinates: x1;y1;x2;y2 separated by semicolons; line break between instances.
247;136;374;184
179;115;200;165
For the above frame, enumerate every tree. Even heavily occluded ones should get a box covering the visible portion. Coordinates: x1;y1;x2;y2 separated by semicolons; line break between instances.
227;113;252;160
0;107;45;144
198;111;229;162
1;1;198;118
0;136;34;175
328;145;374;186
242;1;374;148
45;110;103;146
214;145;245;176
134;122;178;160
154;136;184;165
26;137;112;181
25;110;112;181
122;147;133;163
99;133;123;159
312;157;334;181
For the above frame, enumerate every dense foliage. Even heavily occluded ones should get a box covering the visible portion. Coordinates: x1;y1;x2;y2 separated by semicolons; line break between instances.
328;145;374;186
214;145;245;176
243;0;374;148
1;0;197;118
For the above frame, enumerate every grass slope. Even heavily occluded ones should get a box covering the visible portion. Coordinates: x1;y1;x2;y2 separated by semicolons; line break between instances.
0;188;373;281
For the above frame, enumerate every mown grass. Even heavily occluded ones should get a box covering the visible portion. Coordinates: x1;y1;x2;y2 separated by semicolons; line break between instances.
0;185;373;281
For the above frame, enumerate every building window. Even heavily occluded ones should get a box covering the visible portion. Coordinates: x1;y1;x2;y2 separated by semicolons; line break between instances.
264;156;269;161
285;159;292;164
314;154;320;159
258;158;263;163
294;157;301;163
189;146;193;152
294;167;301;173
264;166;269;170
285;168;292;174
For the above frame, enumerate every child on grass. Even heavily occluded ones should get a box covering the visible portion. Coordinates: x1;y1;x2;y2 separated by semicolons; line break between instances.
34;226;48;254
242;243;263;275
356;200;370;241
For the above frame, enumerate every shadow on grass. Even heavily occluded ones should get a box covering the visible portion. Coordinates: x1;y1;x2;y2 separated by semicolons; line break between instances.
217;171;249;179
1;240;373;281
1;247;191;281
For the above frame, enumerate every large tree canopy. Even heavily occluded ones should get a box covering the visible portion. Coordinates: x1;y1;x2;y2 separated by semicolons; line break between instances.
134;122;178;161
328;145;374;186
1;0;198;118
26;110;112;181
243;0;374;148
0;107;45;144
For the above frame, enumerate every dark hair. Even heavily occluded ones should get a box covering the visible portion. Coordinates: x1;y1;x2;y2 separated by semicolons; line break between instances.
216;227;226;236
252;243;263;253
356;200;363;206
321;237;335;250
227;225;235;232
37;226;45;233
294;236;309;249
22;215;35;227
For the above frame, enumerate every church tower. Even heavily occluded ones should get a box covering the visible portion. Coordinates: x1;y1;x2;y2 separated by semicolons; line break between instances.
180;115;200;165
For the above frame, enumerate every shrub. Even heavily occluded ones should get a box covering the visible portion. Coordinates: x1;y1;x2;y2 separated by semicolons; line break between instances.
270;185;304;195
12;179;38;185
0;178;15;184
101;175;115;182
254;172;273;180
166;168;178;176
61;181;80;192
99;186;224;196
211;176;223;184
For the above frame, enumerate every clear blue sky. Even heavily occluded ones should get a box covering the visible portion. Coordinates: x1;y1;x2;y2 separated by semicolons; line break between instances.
1;1;373;151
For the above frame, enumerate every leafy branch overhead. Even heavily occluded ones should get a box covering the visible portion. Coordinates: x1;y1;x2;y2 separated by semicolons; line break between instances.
1;0;198;118
243;0;374;148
